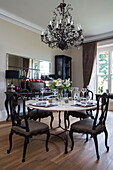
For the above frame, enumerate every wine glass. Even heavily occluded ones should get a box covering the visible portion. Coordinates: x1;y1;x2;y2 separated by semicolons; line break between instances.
81;88;87;102
41;87;45;100
74;87;79;100
53;89;57;96
70;87;75;98
81;88;86;97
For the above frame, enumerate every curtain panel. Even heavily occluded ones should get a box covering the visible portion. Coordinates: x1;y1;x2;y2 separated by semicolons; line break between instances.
83;42;97;88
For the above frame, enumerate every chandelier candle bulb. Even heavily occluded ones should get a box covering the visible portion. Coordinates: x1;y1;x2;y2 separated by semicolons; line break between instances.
71;20;74;26
49;21;52;26
77;24;80;31
41;31;44;36
79;24;82;30
81;35;84;39
67;16;70;24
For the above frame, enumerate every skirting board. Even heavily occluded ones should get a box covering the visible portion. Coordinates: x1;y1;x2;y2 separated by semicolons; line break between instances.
108;99;113;111
0;110;7;122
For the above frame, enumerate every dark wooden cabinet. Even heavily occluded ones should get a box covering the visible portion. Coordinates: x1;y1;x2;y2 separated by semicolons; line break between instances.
55;55;72;80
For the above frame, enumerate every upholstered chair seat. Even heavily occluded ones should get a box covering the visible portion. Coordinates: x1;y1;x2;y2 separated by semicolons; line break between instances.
71;118;105;134
12;119;49;136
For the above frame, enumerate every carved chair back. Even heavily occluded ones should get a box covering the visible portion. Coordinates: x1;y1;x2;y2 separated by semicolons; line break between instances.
93;93;109;130
10;93;29;132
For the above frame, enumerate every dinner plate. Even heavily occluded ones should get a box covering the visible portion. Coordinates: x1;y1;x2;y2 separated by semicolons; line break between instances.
30;102;58;107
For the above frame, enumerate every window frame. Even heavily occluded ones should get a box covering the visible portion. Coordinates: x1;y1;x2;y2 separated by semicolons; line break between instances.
96;45;113;93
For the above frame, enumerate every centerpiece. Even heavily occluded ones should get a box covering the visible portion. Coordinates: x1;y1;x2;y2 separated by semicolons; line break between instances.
48;78;72;100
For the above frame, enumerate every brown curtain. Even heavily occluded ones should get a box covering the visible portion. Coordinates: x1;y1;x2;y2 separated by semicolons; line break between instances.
83;42;97;88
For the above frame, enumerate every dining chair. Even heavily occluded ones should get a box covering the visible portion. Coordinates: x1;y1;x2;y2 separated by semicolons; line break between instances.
28;109;54;129
66;89;94;128
7;93;50;162
69;93;109;160
24;89;54;129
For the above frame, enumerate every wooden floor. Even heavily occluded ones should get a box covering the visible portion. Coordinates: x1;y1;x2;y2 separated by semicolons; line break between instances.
0;111;113;170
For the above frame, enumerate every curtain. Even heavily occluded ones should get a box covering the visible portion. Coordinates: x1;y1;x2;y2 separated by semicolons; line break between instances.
83;42;97;88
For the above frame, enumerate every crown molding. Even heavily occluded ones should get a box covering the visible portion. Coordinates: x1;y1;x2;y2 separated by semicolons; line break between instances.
84;31;113;43
0;8;43;34
0;8;113;43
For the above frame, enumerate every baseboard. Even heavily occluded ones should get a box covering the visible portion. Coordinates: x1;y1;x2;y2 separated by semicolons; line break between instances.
108;99;113;111
0;110;7;122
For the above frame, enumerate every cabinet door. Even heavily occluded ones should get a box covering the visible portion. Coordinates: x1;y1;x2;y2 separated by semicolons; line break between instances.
55;55;71;80
55;56;63;79
65;58;71;79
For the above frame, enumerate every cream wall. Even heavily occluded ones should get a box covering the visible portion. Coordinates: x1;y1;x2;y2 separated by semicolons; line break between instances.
0;19;71;121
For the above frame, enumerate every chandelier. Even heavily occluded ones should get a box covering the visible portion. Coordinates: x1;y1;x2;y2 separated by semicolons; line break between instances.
41;0;84;50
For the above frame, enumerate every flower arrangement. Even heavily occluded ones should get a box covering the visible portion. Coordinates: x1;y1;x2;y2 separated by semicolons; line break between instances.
48;78;72;97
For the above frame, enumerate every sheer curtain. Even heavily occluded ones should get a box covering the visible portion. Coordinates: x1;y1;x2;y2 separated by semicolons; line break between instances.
83;42;97;88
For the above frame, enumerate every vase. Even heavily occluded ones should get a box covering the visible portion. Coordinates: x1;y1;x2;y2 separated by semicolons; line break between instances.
57;89;63;101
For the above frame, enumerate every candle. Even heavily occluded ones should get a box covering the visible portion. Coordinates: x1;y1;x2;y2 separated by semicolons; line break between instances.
68;16;70;24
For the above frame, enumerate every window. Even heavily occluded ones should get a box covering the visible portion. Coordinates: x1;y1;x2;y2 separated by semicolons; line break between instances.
96;43;113;93
39;61;51;79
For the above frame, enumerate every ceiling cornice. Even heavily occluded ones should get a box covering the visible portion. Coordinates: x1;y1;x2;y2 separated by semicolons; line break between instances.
0;8;113;43
84;31;113;43
0;8;43;34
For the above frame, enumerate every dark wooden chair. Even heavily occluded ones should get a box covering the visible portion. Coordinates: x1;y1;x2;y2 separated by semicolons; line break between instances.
69;93;109;160
7;93;50;162
28;109;54;129
66;89;94;127
27;89;54;129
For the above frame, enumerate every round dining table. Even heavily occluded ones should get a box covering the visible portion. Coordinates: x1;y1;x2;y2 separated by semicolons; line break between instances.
26;99;97;154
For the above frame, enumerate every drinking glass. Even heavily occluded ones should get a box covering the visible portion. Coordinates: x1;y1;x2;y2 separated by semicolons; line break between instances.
74;87;79;100
36;95;39;102
81;88;87;102
70;87;75;98
41;87;45;100
81;88;87;97
53;89;57;96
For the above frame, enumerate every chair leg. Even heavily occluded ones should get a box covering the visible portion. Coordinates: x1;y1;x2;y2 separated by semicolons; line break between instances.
93;135;100;160
85;134;88;142
22;137;29;162
46;131;50;152
39;118;41;122
69;130;74;150
104;128;109;152
50;113;54;129
7;129;14;154
66;114;70;128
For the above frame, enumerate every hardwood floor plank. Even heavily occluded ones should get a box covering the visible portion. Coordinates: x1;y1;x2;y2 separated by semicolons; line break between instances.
0;111;113;170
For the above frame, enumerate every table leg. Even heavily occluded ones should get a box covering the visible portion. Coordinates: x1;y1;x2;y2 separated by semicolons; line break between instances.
58;111;61;127
64;111;68;154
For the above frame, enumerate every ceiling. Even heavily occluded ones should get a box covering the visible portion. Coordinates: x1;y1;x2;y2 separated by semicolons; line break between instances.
0;0;113;41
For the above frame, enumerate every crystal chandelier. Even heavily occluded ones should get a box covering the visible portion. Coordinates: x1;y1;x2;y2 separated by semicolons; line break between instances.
41;0;84;50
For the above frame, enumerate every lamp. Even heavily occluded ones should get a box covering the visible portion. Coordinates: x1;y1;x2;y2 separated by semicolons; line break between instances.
41;0;84;50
